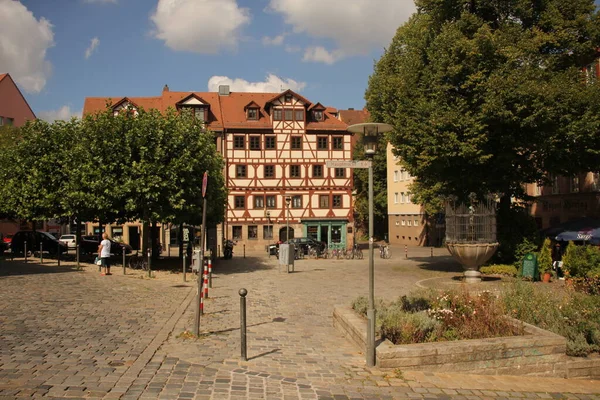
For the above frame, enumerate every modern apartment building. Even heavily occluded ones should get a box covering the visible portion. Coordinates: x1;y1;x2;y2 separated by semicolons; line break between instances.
386;143;429;246
83;85;357;251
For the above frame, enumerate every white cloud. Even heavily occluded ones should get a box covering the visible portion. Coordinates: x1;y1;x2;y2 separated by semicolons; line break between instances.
84;37;100;59
302;46;343;65
268;0;416;64
262;33;285;46
38;105;82;122
0;0;54;93
150;0;250;54
207;74;306;93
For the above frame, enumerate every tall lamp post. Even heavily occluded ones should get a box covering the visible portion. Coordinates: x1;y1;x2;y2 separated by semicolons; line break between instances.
285;196;292;241
347;122;393;367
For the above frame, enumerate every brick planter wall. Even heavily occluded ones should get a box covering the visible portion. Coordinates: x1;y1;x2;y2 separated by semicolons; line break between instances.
332;306;588;377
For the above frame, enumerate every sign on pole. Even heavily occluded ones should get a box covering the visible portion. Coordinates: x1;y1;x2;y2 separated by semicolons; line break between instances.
202;171;208;198
325;160;372;169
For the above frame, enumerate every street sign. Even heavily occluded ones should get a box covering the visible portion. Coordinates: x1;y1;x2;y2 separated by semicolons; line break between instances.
183;228;190;243
202;171;208;198
325;160;372;168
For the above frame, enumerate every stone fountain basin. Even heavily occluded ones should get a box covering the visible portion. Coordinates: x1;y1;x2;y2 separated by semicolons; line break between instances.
446;242;499;270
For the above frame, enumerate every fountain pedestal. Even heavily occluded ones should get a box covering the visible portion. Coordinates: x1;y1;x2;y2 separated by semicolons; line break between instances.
446;242;499;283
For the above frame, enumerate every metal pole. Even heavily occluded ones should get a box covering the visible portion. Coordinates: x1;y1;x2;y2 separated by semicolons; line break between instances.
183;248;187;282
194;197;208;337
76;244;80;269
243;244;245;259
40;243;43;264
367;164;376;367
147;247;151;278
123;249;126;275
57;242;61;267
24;241;27;263
208;256;212;288
239;288;248;361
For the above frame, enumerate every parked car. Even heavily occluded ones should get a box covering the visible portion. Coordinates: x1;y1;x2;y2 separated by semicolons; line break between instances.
80;235;132;256
10;231;68;255
285;237;327;255
59;234;77;249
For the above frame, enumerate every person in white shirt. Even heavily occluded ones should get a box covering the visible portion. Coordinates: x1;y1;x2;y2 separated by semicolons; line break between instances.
98;233;112;276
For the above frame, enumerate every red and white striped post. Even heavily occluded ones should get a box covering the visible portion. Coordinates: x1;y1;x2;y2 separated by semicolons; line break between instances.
208;257;213;288
203;260;209;299
200;288;204;315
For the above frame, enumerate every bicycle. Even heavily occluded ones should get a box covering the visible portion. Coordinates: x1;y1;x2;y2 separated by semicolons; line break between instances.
379;243;391;259
128;251;148;270
308;244;327;259
345;243;363;260
327;243;344;259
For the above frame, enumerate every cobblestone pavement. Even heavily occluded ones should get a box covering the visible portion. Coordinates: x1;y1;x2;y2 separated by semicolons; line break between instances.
1;247;599;399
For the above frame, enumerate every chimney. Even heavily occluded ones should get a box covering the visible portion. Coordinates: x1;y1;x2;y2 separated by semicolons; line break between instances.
163;84;169;92
348;107;354;110
218;85;230;96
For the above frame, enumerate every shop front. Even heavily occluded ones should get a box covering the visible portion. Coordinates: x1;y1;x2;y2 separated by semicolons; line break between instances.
303;219;349;248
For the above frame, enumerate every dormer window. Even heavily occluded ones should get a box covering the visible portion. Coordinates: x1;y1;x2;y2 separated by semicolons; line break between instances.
247;108;258;120
183;106;206;121
177;94;210;122
284;93;292;103
313;110;323;121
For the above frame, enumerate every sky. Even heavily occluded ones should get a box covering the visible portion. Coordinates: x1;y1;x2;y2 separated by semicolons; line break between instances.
0;0;417;122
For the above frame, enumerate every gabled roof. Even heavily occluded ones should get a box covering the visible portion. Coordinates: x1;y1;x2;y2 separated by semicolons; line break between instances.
176;93;210;106
309;102;326;111
243;101;261;110
82;88;351;132
264;89;312;109
111;97;139;110
0;72;36;120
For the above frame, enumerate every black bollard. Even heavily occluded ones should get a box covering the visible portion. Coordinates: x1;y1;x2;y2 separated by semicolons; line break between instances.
123;249;126;275
57;243;61;267
40;242;43;264
147;248;152;278
24;241;27;263
76;244;80;269
243;244;246;259
239;288;248;361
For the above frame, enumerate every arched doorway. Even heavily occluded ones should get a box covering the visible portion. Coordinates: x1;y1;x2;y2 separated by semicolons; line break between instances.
279;227;294;242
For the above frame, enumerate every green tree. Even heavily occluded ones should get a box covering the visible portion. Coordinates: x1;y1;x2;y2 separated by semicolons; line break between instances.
118;108;226;257
353;134;389;240
0;119;75;225
366;0;600;208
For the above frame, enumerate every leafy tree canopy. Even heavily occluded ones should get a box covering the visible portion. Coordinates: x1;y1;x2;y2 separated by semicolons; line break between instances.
366;0;600;211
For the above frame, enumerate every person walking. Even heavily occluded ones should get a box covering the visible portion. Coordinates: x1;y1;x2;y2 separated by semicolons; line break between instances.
552;242;564;280
98;233;112;276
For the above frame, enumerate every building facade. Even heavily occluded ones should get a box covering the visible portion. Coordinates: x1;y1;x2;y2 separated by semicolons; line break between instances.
0;73;36;128
386;143;429;246
0;73;37;237
83;86;356;252
525;172;600;229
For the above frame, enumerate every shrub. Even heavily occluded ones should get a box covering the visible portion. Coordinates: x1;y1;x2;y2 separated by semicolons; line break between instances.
502;281;600;356
379;307;440;344
537;238;553;276
513;238;539;270
480;264;518;276
562;243;600;278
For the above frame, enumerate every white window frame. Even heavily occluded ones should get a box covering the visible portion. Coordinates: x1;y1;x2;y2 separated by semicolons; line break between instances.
394;193;399;204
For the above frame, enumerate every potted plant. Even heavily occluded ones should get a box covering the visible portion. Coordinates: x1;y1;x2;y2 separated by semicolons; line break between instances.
537;238;553;283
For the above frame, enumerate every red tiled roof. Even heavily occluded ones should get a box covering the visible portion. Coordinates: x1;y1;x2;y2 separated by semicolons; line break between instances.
82;89;349;132
0;73;7;82
338;108;370;125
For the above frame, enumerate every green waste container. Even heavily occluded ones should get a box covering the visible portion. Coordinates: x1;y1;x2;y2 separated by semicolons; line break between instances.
521;253;538;281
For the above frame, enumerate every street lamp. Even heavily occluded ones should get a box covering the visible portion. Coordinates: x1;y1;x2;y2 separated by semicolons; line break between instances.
347;122;393;367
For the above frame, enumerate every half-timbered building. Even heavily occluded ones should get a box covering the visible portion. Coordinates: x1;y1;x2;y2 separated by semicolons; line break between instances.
83;85;357;252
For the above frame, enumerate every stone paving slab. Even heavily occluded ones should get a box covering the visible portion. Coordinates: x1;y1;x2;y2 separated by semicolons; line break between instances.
1;252;599;400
